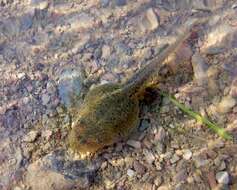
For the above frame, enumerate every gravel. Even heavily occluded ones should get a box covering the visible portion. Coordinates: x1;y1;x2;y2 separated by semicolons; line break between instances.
127;169;135;178
1;1;237;190
182;149;192;160
126;140;141;149
23;131;39;142
216;171;230;184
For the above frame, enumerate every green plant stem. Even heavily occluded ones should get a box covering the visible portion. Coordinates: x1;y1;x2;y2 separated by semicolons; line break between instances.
159;91;233;140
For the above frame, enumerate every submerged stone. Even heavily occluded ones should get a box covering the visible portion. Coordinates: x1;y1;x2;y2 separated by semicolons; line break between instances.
58;68;86;110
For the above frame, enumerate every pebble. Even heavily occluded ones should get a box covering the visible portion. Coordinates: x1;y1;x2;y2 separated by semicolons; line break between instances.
207;171;217;189
174;169;188;183
101;45;111;59
25;151;98;190
101;161;107;170
133;161;146;175
182;149;192;160
161;152;173;160
100;0;110;7
187;176;194;184
219;161;226;171
23;131;39;142
157;185;169;190
191;52;208;86
170;154;180;164
20;15;33;31
202;24;233;52
160;105;170;113
127;169;135;178
42;93;50;106
154;142;165;154
41;130;52;140
154;176;163;187
115;0;126;6
30;0;49;9
127;140;141;149
215;171;229;184
205;47;225;55
140;8;159;32
217;96;236;113
139;119;150;131
193;157;210;168
69;13;95;30
93;48;102;60
154;127;166;142
144;149;155;164
14;187;22;190
58;68;85;109
116;42;132;55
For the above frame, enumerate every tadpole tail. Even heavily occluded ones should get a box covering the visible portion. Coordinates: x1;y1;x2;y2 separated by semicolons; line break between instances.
121;17;209;96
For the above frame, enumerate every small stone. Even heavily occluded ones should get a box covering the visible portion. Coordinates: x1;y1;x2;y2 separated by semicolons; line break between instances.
209;139;225;148
14;187;22;190
144;149;155;164
217;96;236;113
101;45;111;59
160;105;170;113
100;0;110;7
174;169;187;183
133;161;146;175
216;171;229;184
161;152;173;160
145;8;159;30
69;13;95;30
157;185;169;190
154;127;166;142
219;161;226;171
182;149;192;160
23;131;39;142
154;176;163;187
232;4;237;9
139;119;150;131
207;171;217;189
192;52;208;86
42;130;52;140
104;178;115;189
170;154;180;164
101;161;107;170
139;8;159;32
58;68;85;109
143;138;153;148
42;93;50;106
175;150;183;157
127;140;141;149
154;142;165;154
30;0;49;9
115;0;126;6
20;15;33;31
193;156;209;168
93;48;102;60
116;42;132;55
205;47;225;55
214;157;221;167
127;169;135;178
201;24;234;53
124;156;133;167
187;176;194;184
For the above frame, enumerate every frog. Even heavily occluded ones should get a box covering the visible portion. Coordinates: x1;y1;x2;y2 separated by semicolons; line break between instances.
68;18;207;157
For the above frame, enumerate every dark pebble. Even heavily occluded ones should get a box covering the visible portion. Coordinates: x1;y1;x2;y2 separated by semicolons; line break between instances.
20;15;33;31
115;0;126;6
100;0;110;7
139;119;150;132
